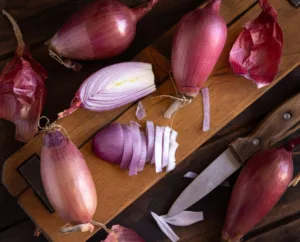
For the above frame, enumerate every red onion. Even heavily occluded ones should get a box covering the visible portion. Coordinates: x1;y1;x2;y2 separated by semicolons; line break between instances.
129;121;141;176
58;62;156;119
138;131;147;172
93;123;124;164
120;124;133;169
165;0;227;118
222;145;294;242
146;121;155;162
201;87;210;132
102;225;145;242
229;0;283;88
162;126;172;168
154;126;164;173
41;128;97;230
48;0;159;71
0;10;47;142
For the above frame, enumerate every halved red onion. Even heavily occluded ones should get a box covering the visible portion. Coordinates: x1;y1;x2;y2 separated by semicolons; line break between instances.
92;123;124;164
154;126;164;173
201;87;210;132
162;126;172;168
138;131;147;172
146;121;155;163
167;142;179;172
120;124;133;169
129;121;141;176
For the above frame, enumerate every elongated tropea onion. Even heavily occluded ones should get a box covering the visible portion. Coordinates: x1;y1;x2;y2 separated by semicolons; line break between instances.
47;0;159;71
165;0;227;118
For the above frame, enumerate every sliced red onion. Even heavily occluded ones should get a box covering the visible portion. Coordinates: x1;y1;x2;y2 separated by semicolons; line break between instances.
162;126;172;168
136;101;146;120
146;121;155;163
170;129;178;143
120;124;133;169
154;126;164;173
201;87;210;132
151;212;179;242
162;211;204;226
138;131;147;172
59;62;156;118
184;171;198;179
129;121;141;176
92;123;124;164
167;142;179;172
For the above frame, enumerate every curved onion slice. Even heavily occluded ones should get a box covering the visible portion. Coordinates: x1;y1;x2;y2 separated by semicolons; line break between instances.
201;87;210;132
154;126;164;173
129;121;141;176
146;121;155;163
138;131;147;172
120;124;133;169
92;123;124;164
167;141;179;172
162;126;172;168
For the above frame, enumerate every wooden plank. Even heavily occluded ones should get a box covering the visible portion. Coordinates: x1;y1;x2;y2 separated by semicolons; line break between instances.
0;185;27;231
0;219;44;242
14;1;300;241
152;0;257;58
1;0;255;197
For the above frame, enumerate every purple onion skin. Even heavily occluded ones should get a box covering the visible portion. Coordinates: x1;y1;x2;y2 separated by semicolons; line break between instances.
41;130;97;224
92;123;124;164
50;0;159;61
222;147;293;242
171;0;227;97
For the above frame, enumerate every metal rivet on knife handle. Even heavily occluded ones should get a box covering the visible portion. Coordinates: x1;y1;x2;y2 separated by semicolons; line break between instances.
289;0;300;8
252;138;260;146
283;112;292;120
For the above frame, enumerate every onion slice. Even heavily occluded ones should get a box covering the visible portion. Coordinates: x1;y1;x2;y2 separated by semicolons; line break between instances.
170;129;178;143
162;126;172;168
201;87;210;132
92;123;124;164
120;124;133;169
167;142;179;172
154;126;164;173
136;101;146;120
162;211;204;226
146;121;155;163
129;121;141;176
138;131;147;172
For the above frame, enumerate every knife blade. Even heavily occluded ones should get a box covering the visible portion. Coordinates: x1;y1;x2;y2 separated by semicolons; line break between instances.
167;93;300;217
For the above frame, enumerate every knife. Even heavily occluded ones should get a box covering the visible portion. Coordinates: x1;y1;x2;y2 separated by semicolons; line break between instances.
167;93;300;217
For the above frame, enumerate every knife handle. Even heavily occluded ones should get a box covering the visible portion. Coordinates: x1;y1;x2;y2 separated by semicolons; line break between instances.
230;93;300;163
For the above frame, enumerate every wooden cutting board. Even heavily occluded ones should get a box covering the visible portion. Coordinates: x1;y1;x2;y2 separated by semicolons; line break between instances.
2;0;300;241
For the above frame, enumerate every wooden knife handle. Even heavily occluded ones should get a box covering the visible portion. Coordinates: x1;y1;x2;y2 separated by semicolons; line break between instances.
230;93;300;163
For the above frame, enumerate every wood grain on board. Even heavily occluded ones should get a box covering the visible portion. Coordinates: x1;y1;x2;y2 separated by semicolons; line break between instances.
1;0;296;241
2;0;258;197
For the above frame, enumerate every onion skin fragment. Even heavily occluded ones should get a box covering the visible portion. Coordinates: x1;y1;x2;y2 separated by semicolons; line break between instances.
221;147;293;242
41;129;97;225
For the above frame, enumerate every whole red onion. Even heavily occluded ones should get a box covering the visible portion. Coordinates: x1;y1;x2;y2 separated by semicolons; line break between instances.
48;0;159;71
171;0;227;98
222;146;294;242
41;129;97;227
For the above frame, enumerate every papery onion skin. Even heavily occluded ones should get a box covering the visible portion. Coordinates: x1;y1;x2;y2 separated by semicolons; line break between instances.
48;0;159;70
93;123;124;164
171;0;227;97
0;10;47;142
221;147;293;242
229;0;283;88
41;130;97;224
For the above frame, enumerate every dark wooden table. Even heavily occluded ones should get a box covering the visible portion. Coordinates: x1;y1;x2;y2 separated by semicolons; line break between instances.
0;0;299;241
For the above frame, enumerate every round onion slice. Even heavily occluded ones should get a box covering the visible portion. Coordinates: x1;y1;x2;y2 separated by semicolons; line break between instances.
138;131;147;172
162;126;172;168
129;121;141;176
92;123;124;164
120;124;133;169
146;121;155;163
154;126;164;173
